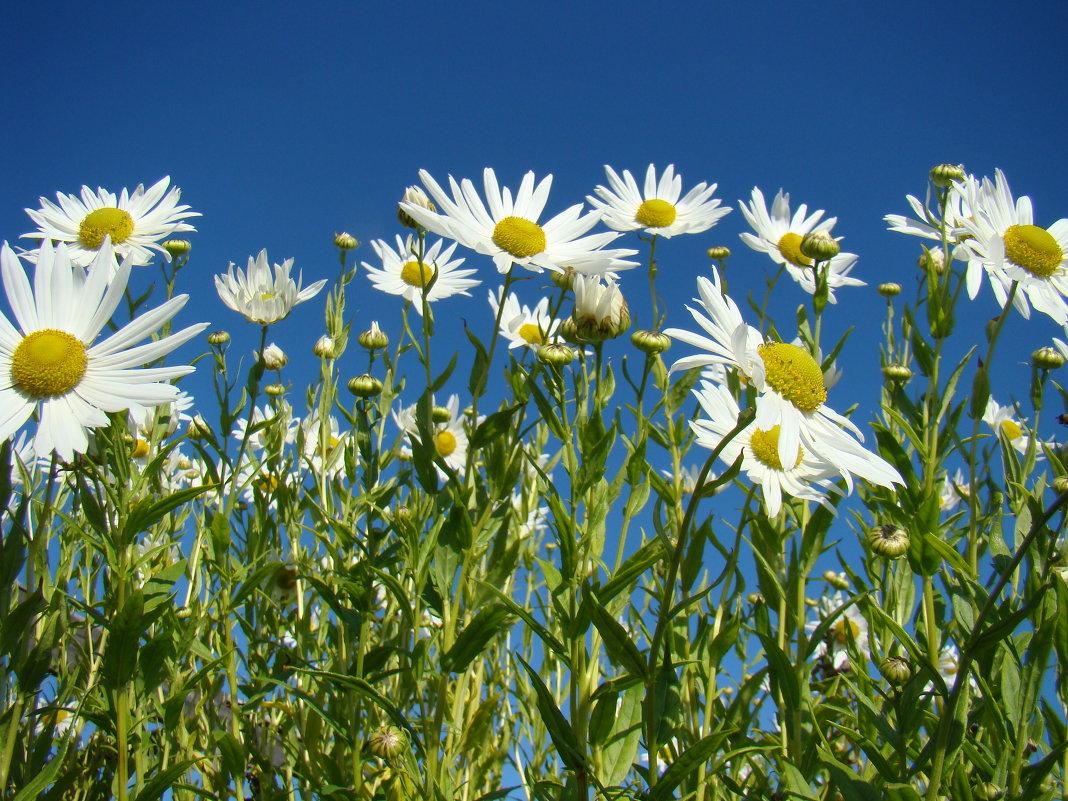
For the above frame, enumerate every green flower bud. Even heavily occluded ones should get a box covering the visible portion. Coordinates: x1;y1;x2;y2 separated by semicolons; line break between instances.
878;282;902;298
747;592;764;606
398;186;435;229
313;336;336;359
264;382;286;396
431;405;451;424
1032;346;1065;369
162;238;191;257
882;363;913;383
878;656;912;686
868;524;909;558
972;781;1003;801
207;330;231;346
551;267;576;291
631;329;671;354
930;163;966;187
823;570;850;590
357;322;389;351
368;725;407;761
333;232;359;250
706;246;731;260
347;374;382;397
799;230;840;262
537;343;576;366
1053;476;1068;494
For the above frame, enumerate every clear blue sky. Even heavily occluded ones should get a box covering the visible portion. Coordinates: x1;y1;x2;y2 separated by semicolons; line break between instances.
3;0;1067;436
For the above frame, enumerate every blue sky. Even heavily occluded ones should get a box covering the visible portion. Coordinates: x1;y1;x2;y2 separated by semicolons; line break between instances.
3;0;1068;440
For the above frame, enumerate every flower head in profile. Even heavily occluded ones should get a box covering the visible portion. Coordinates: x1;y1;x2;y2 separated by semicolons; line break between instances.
399;168;639;275
23;177;199;268
587;164;731;238
393;394;470;478
215;250;326;325
572;274;630;341
982;397;1047;458
955;169;1068;324
939;468;972;512
488;287;560;349
0;240;207;461
884;177;974;261
738;188;864;302
665;266;902;493
806;592;869;672
691;379;843;516
363;234;479;311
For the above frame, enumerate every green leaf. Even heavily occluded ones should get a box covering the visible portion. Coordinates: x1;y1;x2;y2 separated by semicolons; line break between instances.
583;587;646;679
648;730;732;801
597;537;665;605
11;742;69;801
969;366;990;421
599;683;643;786
123;486;213;546
131;759;202;801
441;604;513;673
470;404;523;451
516;655;587;773
102;588;145;688
476;581;569;662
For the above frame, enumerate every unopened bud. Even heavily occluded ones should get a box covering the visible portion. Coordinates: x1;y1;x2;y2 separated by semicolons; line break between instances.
368;725;407;761
557;317;582;344
1032;346;1065;370
313;335;336;359
972;781;1003;801
1053;476;1068;494
398;186;436;229
259;343;288;370
918;247;947;274
747;592;764;606
431;405;451;424
333;232;359;250
551;267;576;291
706;246;731;260
823;570;850;591
878;283;902;298
162;239;191;257
187;415;212;439
868;524;909;558
879;656;912;686
930;163;966;187
882;363;913;383
264;382;286;396
537;343;576;366
347;374;382;397
799;230;840;262
358;322;389;351
631;330;671;354
207;330;231;346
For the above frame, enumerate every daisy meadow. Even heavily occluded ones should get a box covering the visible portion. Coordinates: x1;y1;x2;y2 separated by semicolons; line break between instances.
586;164;731;238
664;266;902;493
393;393;470;479
488;287;559;349
399;168;639;275
215;250;327;325
955;169;1068;324
363;234;479;311
23;177;199;268
738;187;865;302
691;379;843;516
0;240;206;462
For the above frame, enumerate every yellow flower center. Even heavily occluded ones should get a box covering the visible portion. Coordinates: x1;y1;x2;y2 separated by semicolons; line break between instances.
254;474;280;493
492;216;547;258
758;342;827;412
11;329;88;398
635;198;677;229
435;430;457;457
832;617;861;645
777;232;813;268
1003;224;1062;279
131;439;151;459
748;425;803;471
999;419;1023;440
518;323;546;344
78;207;135;250
400;260;435;287
260;292;277;301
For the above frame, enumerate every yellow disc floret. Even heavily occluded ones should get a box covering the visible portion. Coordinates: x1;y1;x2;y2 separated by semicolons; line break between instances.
11;329;88;398
999;419;1023;440
78;207;135;250
777;232;813;268
758;342;827;412
492;216;547;258
518;323;546;345
749;425;803;471
1003;224;1062;279
400;260;435;287
435;430;457;457
130;438;151;459
635;198;677;229
832;617;861;645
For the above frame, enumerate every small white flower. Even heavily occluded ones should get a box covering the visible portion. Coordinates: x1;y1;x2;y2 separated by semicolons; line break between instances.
215;250;326;325
363;234;479;311
488;287;560;349
982;398;1047;458
806;592;868;671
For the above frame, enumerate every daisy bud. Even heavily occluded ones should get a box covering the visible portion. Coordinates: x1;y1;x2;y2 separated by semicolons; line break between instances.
972;782;1003;801
747;592;764;606
878;656;912;686
551;267;576;291
868;524;909;559
537;343;576;366
393;505;412;526
572;274;630;341
878;283;902;298
882;364;913;383
176;606;192;619
557;317;582;344
706;246;731;260
358;322;389;351
313;335;336;359
431;405;451;424
333;232;359;251
799;230;840;262
347;374;382;397
823;570;850;591
1053;476;1068;494
259;344;288;370
631;330;671;354
264;382;286;396
187;415;212;439
176;456;194;471
207;330;231;346
368;725;407;761
918;247;946;274
1032;346;1065;369
398;186;435;229
929;163;966;187
162;239;191;257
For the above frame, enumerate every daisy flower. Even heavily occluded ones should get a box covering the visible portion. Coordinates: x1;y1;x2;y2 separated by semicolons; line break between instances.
572;273;630;341
488;287;559;349
664;266;902;493
0;240;206;462
1054;324;1068;362
691;379;842;516
982;397;1046;458
232;401;300;453
956;169;1068;324
298;412;349;481
587;164;731;238
939;468;971;512
363;234;479;311
393;393;470;478
884;180;974;261
399;168;639;275
738;187;865;302
215;250;326;325
23;177;198;268
806;592;869;672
